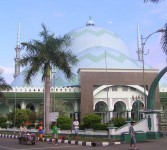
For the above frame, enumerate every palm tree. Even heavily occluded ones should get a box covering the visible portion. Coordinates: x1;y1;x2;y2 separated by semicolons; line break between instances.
143;0;167;54
20;24;78;134
144;0;161;2
0;71;12;104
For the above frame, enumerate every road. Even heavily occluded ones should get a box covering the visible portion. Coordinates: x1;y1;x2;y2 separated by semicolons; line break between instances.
0;137;167;150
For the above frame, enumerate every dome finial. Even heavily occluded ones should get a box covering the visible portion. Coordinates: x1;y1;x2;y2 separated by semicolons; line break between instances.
86;16;95;26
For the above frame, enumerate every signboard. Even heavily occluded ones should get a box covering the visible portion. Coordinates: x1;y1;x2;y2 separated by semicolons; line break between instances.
49;112;59;122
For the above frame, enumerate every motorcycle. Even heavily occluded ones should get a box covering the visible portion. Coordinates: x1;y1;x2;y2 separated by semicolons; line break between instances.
18;132;36;145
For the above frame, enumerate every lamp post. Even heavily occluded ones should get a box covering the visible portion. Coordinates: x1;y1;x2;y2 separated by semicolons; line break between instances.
14;91;16;133
140;28;165;110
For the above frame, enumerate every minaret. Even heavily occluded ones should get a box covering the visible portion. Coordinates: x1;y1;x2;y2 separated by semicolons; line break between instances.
14;21;21;78
137;25;143;61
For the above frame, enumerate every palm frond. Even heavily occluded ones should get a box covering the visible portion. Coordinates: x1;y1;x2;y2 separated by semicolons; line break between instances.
0;72;12;105
144;0;162;3
161;23;167;55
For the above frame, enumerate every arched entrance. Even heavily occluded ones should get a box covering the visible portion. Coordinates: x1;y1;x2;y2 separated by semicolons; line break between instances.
94;101;108;123
113;101;126;118
15;103;21;109
0;103;9;114
26;103;35;111
64;102;75;119
131;100;144;121
148;66;167;109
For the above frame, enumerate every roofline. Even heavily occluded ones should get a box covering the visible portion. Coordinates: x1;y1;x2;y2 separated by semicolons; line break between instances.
78;68;159;73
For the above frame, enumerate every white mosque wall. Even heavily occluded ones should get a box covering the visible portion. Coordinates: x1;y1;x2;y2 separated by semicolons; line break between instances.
109;118;148;135
159;87;167;92
93;85;145;111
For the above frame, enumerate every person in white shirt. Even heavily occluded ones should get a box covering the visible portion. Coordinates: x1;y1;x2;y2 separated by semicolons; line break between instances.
73;118;79;139
19;124;27;136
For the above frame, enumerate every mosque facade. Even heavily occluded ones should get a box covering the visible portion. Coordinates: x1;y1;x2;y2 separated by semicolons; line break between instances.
2;18;167;123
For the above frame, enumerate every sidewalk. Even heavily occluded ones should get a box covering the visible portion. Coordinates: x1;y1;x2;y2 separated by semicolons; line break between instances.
116;136;167;150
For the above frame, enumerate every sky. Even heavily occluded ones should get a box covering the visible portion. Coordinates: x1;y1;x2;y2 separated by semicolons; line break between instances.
0;0;167;84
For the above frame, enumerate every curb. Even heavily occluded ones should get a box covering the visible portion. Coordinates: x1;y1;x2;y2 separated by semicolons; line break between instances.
0;134;121;146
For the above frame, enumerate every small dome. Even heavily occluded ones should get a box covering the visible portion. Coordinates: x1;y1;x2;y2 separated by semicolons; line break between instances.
86;17;95;26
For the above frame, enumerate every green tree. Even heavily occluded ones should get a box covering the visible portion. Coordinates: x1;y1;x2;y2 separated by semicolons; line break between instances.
7;109;36;127
51;99;66;116
20;24;78;133
0;71;12;104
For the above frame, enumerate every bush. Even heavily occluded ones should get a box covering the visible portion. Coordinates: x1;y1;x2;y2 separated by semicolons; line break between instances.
57;116;72;130
8;124;13;128
0;116;7;124
79;124;86;130
0;122;8;128
58;124;71;130
93;123;108;130
111;117;126;127
82;114;101;128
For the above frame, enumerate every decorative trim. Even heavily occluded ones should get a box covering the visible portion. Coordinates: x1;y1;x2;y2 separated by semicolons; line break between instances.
0;133;121;146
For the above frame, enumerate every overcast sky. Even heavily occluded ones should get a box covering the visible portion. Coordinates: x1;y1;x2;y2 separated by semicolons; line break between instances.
0;0;167;84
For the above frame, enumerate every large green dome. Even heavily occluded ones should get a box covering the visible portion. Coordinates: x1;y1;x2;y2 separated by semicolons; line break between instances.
11;19;150;87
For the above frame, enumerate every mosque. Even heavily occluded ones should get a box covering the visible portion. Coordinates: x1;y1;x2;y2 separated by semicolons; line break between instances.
2;18;167;123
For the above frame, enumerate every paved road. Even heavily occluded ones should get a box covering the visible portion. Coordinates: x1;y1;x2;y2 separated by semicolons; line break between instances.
1;137;167;150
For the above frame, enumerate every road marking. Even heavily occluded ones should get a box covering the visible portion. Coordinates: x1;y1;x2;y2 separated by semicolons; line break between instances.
0;145;79;150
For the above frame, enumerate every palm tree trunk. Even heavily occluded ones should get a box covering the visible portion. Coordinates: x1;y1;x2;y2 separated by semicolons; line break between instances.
44;68;51;134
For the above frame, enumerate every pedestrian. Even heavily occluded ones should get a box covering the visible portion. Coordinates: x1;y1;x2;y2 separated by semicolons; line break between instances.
129;121;138;150
38;123;44;140
19;123;27;136
52;122;58;145
73;118;79;139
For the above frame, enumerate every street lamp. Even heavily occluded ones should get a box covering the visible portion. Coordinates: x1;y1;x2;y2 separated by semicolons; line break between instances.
140;28;165;110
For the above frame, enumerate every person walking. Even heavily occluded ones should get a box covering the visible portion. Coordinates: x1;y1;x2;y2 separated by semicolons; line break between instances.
38;123;44;140
129;121;138;150
52;122;58;145
73;118;79;140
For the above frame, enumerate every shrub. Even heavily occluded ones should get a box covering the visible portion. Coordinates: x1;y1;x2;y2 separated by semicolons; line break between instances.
111;117;126;127
93;123;108;130
82;114;101;128
57;116;72;130
0;122;8;128
0;116;7;124
58;124;71;130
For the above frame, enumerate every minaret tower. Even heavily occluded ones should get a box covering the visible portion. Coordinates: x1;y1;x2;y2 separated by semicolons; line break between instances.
14;21;21;78
137;25;143;61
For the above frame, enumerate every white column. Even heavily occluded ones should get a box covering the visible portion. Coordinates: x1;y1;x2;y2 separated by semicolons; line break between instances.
144;110;161;132
21;101;26;109
108;98;114;120
128;111;131;118
109;111;113;119
74;100;78;112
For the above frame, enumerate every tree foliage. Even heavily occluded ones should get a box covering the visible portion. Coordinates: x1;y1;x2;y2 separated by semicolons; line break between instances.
144;0;163;3
7;109;36;127
0;71;12;104
20;24;78;133
82;114;101;128
51;99;66;115
57;115;72;130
